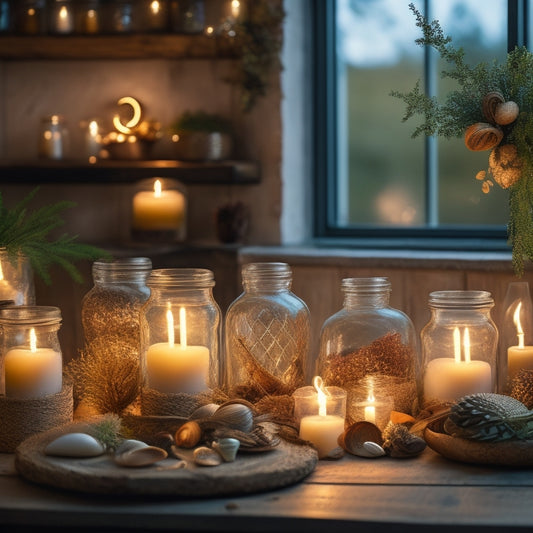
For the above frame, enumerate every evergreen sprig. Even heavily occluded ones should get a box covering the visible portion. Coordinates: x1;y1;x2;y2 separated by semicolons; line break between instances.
391;3;533;276
0;189;109;284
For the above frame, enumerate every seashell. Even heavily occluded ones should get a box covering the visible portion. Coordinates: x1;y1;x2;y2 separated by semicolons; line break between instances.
338;421;383;458
482;91;505;123
212;437;240;462
114;445;168;467
115;439;149;454
363;441;386;457
464;122;503;151
494;100;519;125
382;423;426;458
209;402;254;433
489;144;523;189
189;403;219;420
174;421;202;448
44;433;105;458
444;392;533;442
390;411;416;425
193;446;222;466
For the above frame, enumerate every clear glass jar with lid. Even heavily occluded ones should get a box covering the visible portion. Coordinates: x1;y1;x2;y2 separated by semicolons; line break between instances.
224;262;311;399
317;277;418;425
140;268;220;394
0;306;63;398
420;290;498;408
81;257;152;353
0;249;35;306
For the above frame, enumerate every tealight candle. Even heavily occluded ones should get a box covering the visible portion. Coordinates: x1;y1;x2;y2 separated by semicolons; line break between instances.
146;307;210;394
294;377;346;458
507;301;533;381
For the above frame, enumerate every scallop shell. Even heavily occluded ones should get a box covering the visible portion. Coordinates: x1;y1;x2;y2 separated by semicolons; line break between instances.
189;403;219;420
464;122;503;151
489;144;522;189
495;101;519;125
482;91;505;123
338;421;384;458
44;433;105;458
209;402;254;433
212;437;240;462
174;421;202;448
193;446;222;466
114;445;168;467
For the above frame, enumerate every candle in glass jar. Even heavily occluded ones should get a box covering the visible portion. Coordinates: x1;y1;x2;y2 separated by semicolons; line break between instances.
424;327;492;402
145;0;167;31
363;393;376;424
54;5;74;34
507;302;533;381
4;328;62;399
146;307;210;393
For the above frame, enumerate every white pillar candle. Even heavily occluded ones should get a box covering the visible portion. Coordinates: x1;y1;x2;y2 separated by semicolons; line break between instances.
146;307;209;394
507;301;533;381
424;327;492;403
4;328;62;399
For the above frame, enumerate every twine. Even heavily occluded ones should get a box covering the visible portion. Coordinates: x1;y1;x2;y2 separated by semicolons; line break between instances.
0;385;73;453
140;387;204;417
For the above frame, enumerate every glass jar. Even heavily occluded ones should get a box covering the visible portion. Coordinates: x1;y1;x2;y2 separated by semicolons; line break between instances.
138;0;169;32
0;249;35;306
48;0;75;34
0;306;62;399
420;290;498;407
38;115;69;160
224;262;311;399
140;268;220;394
103;1;137;33
75;1;101;34
14;0;46;35
81;258;151;354
317;277;418;424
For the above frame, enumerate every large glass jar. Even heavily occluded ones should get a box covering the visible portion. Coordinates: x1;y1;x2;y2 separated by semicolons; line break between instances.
420;290;498;408
317;277;418;426
224;262;311;400
81;257;152;354
0;306;63;399
140;268;220;394
0;249;35;306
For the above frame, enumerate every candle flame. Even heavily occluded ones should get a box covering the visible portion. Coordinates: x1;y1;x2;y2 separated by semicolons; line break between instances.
180;307;187;349
514;301;525;348
89;120;98;136
166;308;174;347
154;179;162;198
151;1;160;14
231;0;241;17
313;375;328;416
29;328;37;353
59;6;68;20
367;392;375;403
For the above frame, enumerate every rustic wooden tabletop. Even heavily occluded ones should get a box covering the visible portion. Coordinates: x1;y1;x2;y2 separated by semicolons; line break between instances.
1;446;533;532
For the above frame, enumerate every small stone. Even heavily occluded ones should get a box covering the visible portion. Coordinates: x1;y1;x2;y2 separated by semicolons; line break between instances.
44;433;105;458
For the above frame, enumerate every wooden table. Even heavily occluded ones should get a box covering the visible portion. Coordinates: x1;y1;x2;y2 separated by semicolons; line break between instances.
1;447;533;533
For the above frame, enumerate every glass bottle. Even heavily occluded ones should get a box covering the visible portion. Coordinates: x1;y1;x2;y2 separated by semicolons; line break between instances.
420;290;498;407
38;115;69;160
317;277;418;426
224;262;311;399
0;249;35;306
140;268;220;394
75;1;101;34
81;257;152;354
0;306;63;398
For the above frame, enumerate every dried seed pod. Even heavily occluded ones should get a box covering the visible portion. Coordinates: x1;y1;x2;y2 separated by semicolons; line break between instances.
494;101;519;125
193;446;222;466
482;91;505;123
174;421;202;448
464;122;503;151
489;144;523;188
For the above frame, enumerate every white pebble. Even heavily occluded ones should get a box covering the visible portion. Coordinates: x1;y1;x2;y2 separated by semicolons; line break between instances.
44;432;105;458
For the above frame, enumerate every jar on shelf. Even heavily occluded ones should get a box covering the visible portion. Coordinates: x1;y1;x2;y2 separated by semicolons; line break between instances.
140;268;220;394
14;0;46;35
0;306;63;399
138;0;169;32
0;249;35;306
170;0;204;34
317;277;418;425
81;257;152;354
420;290;498;407
38;115;69;160
75;0;101;34
103;1;137;33
48;0;75;34
224;262;311;400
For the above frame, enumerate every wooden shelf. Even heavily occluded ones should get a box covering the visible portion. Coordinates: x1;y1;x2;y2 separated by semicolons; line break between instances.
0;159;260;185
0;34;239;60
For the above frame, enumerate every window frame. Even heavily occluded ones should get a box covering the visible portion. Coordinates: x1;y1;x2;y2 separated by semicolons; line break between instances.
312;0;529;251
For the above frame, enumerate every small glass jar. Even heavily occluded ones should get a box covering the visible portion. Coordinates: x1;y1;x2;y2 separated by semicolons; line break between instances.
48;0;75;34
38;115;69;160
0;249;35;306
140;268;220;394
170;0;204;34
420;290;498;407
224;262;311;398
81;257;152;353
0;306;63;399
14;0;46;35
75;1;101;34
317;277;418;422
138;0;169;32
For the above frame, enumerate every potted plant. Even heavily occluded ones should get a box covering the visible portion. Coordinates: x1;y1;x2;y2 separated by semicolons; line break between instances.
170;111;233;161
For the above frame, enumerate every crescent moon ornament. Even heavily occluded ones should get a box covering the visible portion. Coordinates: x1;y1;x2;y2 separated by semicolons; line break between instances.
113;96;142;134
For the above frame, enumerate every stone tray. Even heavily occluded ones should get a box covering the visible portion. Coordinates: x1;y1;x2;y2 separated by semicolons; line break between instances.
15;422;318;497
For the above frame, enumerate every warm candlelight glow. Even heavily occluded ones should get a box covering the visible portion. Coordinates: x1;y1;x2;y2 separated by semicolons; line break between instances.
154;179;162;198
453;326;471;362
314;375;327;416
231;0;241;18
29;328;37;353
514;301;525;348
151;1;161;14
364;392;376;424
89;120;98;137
59;6;68;20
180;307;187;348
113;96;142;134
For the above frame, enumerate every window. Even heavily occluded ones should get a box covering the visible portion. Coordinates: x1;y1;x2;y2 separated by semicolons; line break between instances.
314;0;530;248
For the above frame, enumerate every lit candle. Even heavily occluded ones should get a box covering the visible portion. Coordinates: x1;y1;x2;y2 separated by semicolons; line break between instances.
4;328;62;399
364;392;376;424
146;307;210;394
132;179;186;232
299;376;345;458
86;120;101;159
231;0;241;18
146;0;167;31
507;302;533;381
424;326;492;403
54;5;74;34
83;9;99;34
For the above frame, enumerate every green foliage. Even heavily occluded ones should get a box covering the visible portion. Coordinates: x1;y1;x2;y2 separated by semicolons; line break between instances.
391;3;533;276
0;189;109;284
171;110;232;134
83;414;123;451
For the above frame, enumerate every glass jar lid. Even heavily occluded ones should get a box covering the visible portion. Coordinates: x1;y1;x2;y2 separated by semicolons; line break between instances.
147;268;215;289
0;305;61;326
428;290;494;309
